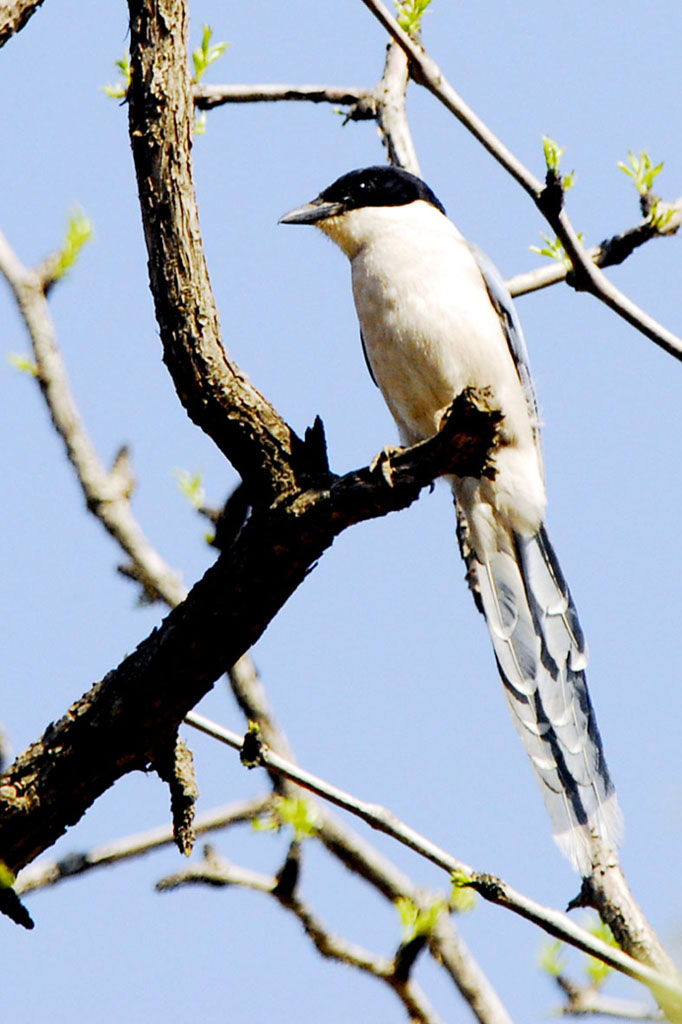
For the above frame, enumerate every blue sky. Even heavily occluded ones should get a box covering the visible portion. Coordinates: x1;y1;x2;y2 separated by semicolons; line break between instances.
1;1;681;1020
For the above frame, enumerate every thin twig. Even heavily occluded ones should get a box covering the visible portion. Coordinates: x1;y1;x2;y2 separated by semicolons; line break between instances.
507;199;682;298
184;712;682;1006
554;973;661;1019
14;797;271;895
159;845;446;1024
0;230;188;607
194;82;370;109
227;658;513;1024
359;0;682;362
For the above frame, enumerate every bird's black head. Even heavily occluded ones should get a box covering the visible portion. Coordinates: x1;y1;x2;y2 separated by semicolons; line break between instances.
279;165;445;226
318;166;445;215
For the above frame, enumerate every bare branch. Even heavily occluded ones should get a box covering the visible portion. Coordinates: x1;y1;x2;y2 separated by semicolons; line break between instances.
194;82;370;109
0;0;46;48
226;661;513;1024
158;845;446;1024
15;797;271;895
359;0;682;362
374;40;420;174
507;199;682;298
183;711;682;1008
0;230;188;607
151;735;198;856
126;0;307;506
553;973;661;1019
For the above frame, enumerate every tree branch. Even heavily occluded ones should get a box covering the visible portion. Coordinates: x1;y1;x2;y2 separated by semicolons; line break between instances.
159;844;446;1024
0;0;46;48
359;0;682;363
0;386;498;875
14;797;270;895
507;199;682;298
183;712;682;1009
193;82;370;109
0;230;188;607
226;656;513;1024
126;0;305;506
374;40;420;174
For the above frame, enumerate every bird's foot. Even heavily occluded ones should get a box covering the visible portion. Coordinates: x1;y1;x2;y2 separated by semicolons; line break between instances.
370;444;404;486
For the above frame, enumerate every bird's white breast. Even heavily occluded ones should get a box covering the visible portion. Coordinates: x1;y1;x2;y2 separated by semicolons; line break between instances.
321;200;547;540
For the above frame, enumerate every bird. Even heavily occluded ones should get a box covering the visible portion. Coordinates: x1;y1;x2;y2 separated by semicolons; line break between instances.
280;165;622;876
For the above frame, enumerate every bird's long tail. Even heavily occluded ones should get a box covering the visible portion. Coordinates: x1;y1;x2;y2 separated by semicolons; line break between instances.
460;518;622;875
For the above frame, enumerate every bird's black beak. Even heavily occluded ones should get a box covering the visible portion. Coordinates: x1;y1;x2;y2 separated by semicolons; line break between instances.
279;197;344;225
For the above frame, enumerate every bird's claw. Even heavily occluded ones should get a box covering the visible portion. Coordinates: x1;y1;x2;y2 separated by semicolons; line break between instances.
370;444;403;486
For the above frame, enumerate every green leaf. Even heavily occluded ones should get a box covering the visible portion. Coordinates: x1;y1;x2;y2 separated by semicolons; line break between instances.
54;208;94;280
541;136;576;190
618;149;664;195
542;135;565;173
395;0;434;35
449;869;476;911
274;796;319;838
192;24;229;83
0;861;16;889
529;230;584;266
7;352;38;376
562;169;577;191
395;896;447;941
649;198;675;231
529;232;568;264
253;795;319;839
173;468;205;510
583;919;615;988
102;52;131;99
538;938;567;977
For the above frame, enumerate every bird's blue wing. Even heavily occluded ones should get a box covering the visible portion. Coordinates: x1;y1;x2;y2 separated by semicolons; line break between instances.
468;243;542;454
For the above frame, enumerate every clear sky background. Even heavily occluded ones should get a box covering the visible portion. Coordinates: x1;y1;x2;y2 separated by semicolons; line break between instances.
1;1;681;1021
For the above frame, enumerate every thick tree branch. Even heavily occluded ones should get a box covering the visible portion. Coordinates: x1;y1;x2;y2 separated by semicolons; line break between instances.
0;386;499;875
126;0;306;506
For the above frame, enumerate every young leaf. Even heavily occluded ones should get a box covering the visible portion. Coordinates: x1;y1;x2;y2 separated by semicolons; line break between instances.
192;24;229;83
541;135;576;190
529;231;584;266
617;150;664;195
254;795;319;839
449;868;476;912
395;896;447;941
583;919;616;988
538;938;567;977
54;208;94;280
395;0;433;36
274;796;319;838
173;468;205;510
102;53;131;100
7;352;38;377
